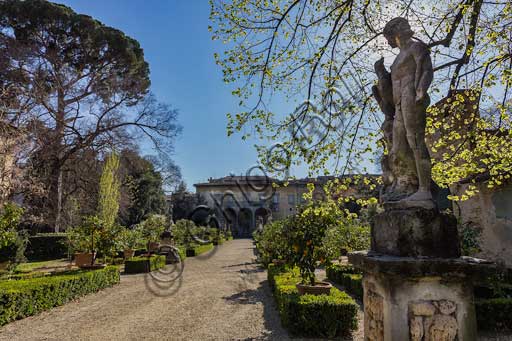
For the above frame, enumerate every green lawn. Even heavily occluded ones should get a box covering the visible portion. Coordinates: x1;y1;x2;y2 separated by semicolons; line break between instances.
15;259;70;273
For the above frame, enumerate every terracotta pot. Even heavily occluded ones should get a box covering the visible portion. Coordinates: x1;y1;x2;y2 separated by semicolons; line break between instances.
123;249;135;259
74;252;96;267
296;281;333;296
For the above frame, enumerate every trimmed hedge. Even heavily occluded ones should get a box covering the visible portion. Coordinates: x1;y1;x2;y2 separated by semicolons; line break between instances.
326;264;363;300
476;298;512;331
213;237;225;246
185;243;214;257
0;266;120;326
124;255;166;274
267;264;358;338
25;233;68;261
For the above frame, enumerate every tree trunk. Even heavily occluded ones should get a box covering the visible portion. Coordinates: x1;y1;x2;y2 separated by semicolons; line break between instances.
51;88;66;232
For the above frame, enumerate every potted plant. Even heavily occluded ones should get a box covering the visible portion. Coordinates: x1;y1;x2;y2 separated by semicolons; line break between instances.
68;216;104;268
119;228;141;259
287;201;338;295
139;214;166;254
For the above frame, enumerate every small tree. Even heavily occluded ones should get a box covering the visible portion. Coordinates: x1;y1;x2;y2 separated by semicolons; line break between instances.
98;153;121;229
138;214;166;249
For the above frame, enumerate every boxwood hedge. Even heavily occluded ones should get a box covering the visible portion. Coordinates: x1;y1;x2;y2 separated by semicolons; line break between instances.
267;264;358;338
326;264;363;300
0;266;120;326
475;298;512;331
124;255;166;274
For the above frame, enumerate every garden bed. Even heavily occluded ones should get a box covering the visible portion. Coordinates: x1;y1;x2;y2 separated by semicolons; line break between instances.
124;255;166;274
0;266;120;326
267;264;358;338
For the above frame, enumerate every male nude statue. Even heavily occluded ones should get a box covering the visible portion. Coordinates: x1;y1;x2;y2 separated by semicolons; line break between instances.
373;17;434;204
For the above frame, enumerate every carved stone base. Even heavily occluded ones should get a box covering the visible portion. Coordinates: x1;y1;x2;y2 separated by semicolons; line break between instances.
349;252;495;341
371;207;460;258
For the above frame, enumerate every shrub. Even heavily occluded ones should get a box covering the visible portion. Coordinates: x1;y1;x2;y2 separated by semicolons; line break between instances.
173;219;196;247
124;255;166;274
321;220;371;261
267;264;358;338
253;217;291;266
326;264;364;300
25;233;68;261
475;298;512;331
0;203;24;265
138;214;167;246
0;266;120;326
118;228;144;250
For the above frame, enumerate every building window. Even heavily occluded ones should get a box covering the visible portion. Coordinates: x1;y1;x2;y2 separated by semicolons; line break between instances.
272;193;280;204
288;194;295;205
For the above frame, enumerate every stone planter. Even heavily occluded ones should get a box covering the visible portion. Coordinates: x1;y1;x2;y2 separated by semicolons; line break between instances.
296;281;332;296
123;249;135;259
74;252;96;267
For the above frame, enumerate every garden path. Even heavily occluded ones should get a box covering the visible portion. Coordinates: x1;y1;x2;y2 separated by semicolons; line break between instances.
0;239;291;340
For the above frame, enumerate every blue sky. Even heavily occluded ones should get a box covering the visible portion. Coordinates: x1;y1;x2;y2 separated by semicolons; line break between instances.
55;0;288;189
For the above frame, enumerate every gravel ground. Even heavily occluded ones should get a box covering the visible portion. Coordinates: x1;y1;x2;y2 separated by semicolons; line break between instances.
0;239;508;340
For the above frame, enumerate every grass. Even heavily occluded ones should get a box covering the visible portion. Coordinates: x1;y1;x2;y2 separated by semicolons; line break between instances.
15;259;70;273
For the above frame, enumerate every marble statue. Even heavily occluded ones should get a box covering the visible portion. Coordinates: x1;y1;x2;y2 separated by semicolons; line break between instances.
373;17;434;207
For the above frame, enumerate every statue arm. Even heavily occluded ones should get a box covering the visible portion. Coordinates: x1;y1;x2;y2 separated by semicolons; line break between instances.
412;43;433;101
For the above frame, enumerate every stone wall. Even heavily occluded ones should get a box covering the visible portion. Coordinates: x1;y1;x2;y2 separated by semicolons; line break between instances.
452;182;512;267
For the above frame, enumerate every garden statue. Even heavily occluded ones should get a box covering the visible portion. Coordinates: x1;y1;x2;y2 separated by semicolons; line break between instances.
348;17;490;340
373;17;434;208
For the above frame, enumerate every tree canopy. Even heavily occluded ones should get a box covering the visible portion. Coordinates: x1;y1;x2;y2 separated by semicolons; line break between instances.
210;0;512;199
0;0;180;229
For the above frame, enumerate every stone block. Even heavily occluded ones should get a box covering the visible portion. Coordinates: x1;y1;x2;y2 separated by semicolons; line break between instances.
371;207;460;257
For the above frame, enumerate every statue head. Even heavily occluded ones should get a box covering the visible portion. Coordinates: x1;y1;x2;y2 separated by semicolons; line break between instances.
383;17;414;48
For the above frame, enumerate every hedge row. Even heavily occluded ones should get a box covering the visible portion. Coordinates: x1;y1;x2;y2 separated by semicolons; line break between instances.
0;266;120;326
124;255;166;274
267;264;358;338
185;243;214;257
475;298;512;331
25;234;69;261
326;264;363;300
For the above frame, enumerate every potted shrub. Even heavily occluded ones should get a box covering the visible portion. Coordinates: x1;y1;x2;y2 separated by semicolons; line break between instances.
138;214;166;254
68;216;104;268
119;228;141;259
286;200;340;295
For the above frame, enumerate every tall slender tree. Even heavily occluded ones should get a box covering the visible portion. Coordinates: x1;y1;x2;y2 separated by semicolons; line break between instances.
98;152;120;229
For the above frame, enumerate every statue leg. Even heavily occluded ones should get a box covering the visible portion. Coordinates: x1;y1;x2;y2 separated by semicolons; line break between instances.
402;90;433;201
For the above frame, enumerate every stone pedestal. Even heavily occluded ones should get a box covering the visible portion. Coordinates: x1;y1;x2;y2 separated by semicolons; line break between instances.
371;207;460;258
349;252;494;341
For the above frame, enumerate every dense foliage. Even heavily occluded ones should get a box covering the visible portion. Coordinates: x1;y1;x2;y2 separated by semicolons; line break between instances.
253;217;291;265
